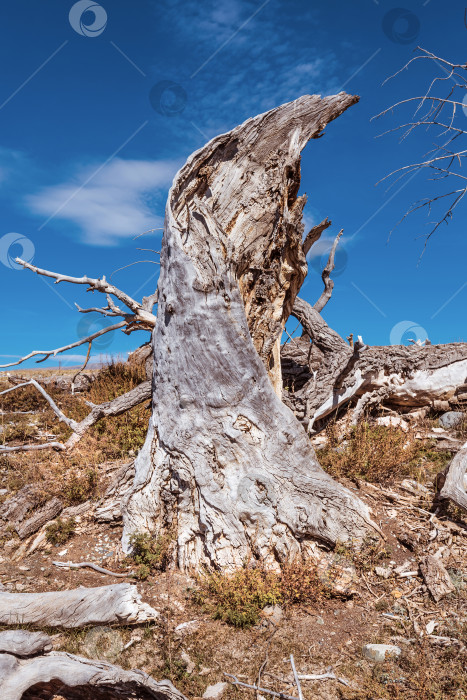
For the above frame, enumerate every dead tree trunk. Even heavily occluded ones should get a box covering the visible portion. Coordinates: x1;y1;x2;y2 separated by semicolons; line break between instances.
122;94;379;569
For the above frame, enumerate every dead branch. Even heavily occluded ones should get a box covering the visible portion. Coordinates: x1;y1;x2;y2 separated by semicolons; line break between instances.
0;583;158;628
0;376;151;453
52;560;133;577
65;379;151;449
313;229;343;313
0;630;52;657
0;379;77;429
302;217;332;256
375;46;467;241
0;442;66;453
0;320;127;369
16;257;156;325
224;673;299;700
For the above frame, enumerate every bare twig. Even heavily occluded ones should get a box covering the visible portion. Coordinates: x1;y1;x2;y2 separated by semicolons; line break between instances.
71;341;92;394
15;257;156;326
52;560;133;577
0;321;127;369
224;674;298;700
313;229;343;313
289;655;303;700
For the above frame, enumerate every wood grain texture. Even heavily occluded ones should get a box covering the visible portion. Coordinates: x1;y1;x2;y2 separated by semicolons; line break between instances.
122;94;379;569
0;650;185;700
0;583;158;628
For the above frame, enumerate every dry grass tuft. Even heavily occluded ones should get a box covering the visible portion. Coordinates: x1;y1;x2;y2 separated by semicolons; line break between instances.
319;420;448;484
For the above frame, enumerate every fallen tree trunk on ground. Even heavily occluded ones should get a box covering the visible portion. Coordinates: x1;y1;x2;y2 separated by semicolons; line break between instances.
122;93;380;569
283;296;467;430
0;583;158;628
0;630;185;700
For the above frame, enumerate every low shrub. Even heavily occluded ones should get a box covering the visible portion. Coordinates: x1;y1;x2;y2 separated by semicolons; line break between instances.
193;559;329;628
46;517;76;545
129;530;174;579
319;421;436;483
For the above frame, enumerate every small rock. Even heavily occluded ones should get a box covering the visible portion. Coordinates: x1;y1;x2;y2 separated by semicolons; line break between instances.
363;643;401;663
199;667;212;676
375;416;408;431
262;604;283;625
0;489;8;496
375;566;391;579
18;566;30;572
203;682;229;700
174;620;200;638
57;549;68;557
180;650;195;674
316;616;325;625
439;411;464;430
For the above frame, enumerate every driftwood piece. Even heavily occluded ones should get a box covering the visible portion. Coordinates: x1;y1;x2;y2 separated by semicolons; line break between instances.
0;649;186;700
0;630;52;657
438;442;467;512
0;583;158;628
419;555;455;602
122;93;379;570
15;497;63;539
52;560;132;577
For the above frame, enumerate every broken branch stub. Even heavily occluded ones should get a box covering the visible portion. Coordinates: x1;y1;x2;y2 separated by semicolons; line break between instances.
123;94;379;570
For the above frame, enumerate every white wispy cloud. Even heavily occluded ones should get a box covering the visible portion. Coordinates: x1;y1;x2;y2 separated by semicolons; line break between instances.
152;0;354;138
27;158;180;246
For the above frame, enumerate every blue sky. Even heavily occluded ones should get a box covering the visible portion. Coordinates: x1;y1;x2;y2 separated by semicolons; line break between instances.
1;0;466;369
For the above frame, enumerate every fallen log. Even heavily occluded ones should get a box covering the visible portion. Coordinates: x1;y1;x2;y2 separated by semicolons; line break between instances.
0;640;185;700
0;583;158;628
0;630;52;657
283;298;467;430
15;497;63;539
